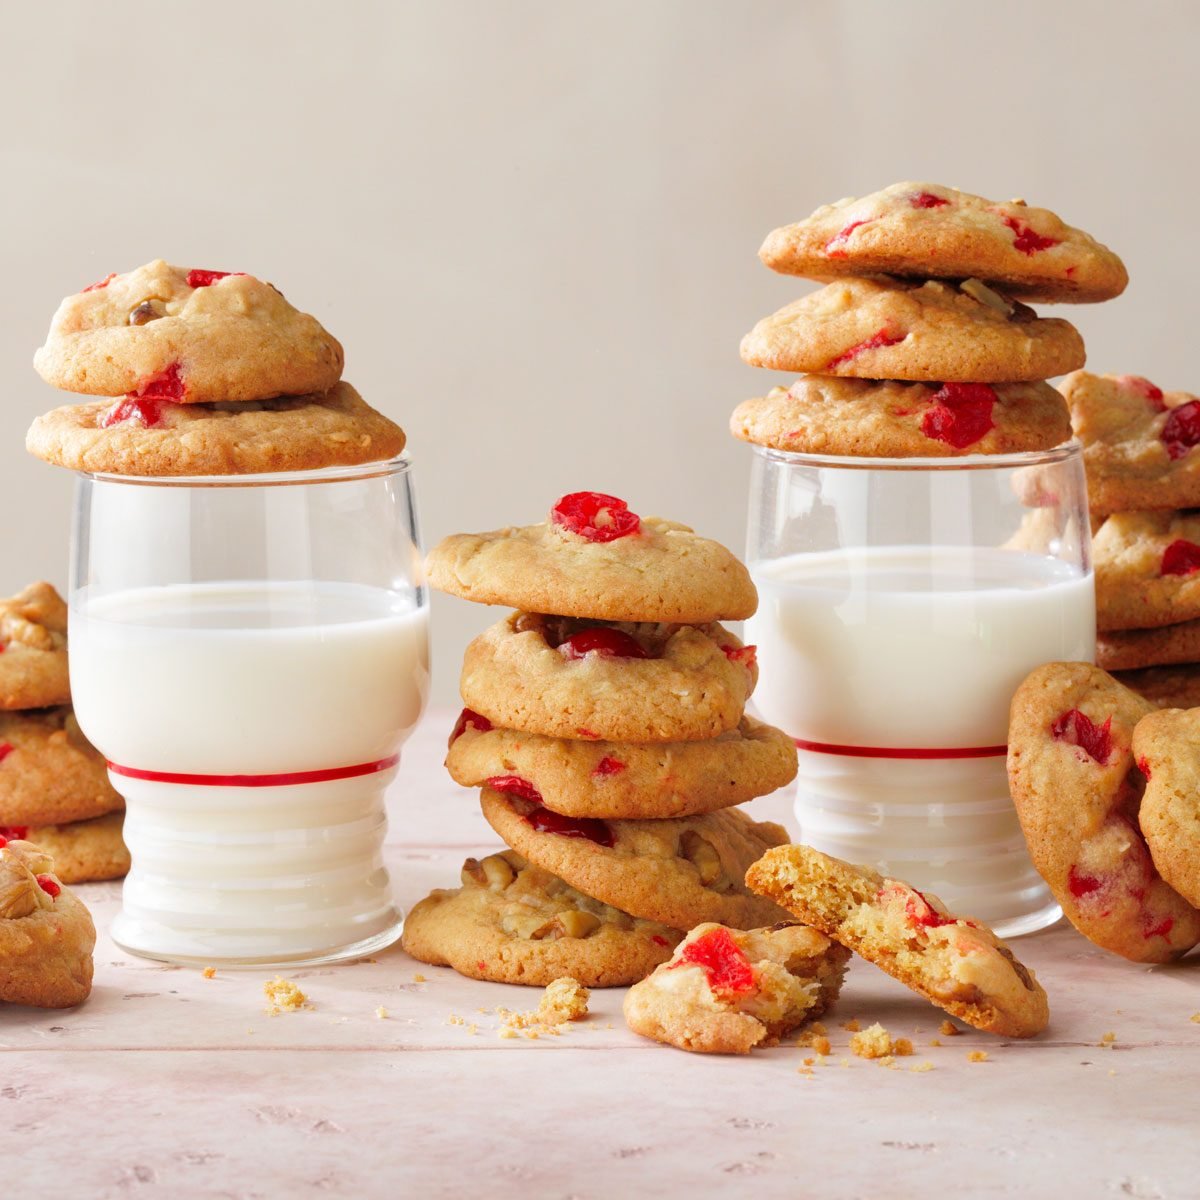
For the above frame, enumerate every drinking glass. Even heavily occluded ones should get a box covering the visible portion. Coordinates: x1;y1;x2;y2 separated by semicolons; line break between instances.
68;457;430;966
745;443;1092;936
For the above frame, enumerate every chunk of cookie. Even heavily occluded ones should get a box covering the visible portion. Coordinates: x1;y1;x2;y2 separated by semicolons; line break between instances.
0;583;69;710
1094;510;1200;631
1114;665;1200;710
757;182;1127;303
1133;710;1200;909
400;849;679;987
26;382;405;477
460;613;757;742
446;712;796;820
1097;620;1200;672
0;837;95;1008
0;707;124;826
745;845;1049;1037
18;812;128;885
33;260;343;402
731;378;1070;457
480;788;790;930
426;492;756;623
740;279;1085;383
623;922;849;1055
1007;663;1200;962
1059;372;1200;516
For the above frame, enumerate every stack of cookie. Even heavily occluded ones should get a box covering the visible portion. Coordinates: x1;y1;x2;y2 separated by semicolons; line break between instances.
0;582;128;884
729;182;1127;460
402;491;800;987
1056;371;1200;707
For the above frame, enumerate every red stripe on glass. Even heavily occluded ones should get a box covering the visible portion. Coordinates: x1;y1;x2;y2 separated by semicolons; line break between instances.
107;754;400;787
794;738;1007;760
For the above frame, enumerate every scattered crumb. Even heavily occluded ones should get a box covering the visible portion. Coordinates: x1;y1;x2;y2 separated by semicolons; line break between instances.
1191;1013;1200;1024
263;977;310;1016
893;1037;914;1057
967;1050;989;1063
796;1026;831;1053
201;967;216;980
413;973;427;983
1099;1031;1116;1048
802;1056;815;1067
928;1038;942;1047
1108;1069;1117;1077
812;1035;832;1056
495;977;590;1040
850;1023;900;1060
375;1006;389;1020
940;1019;962;1037
808;1021;826;1036
910;1061;935;1073
446;1014;465;1026
841;1018;861;1032
838;1058;850;1068
499;1028;517;1040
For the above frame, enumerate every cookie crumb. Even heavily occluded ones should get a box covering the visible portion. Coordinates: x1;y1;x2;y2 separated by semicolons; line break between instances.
850;1023;898;1060
894;1037;914;1057
967;1050;989;1063
940;1019;962;1036
499;1028;517;1040
841;1018;861;1032
263;977;309;1016
375;1006;389;1020
201;967;216;979
446;1014;465;1026
1108;1069;1117;1077
412;973;427;983
1099;1031;1116;1048
928;1038;942;1047
910;1061;935;1073
1191;1013;1200;1024
538;977;590;1025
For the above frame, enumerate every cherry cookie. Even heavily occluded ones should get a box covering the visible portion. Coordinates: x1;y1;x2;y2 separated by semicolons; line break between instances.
757;181;1128;303
746;845;1049;1037
623;922;849;1055
1059;372;1200;517
740;278;1085;384
731;377;1070;458
426;492;757;624
0;837;95;1008
33;259;343;404
1007;663;1200;962
480;787;791;931
401;848;680;988
18;812;129;885
460;613;757;742
1094;510;1200;632
1114;664;1200;711
0;582;70;711
446;711;796;821
1098;620;1200;673
1133;711;1200;910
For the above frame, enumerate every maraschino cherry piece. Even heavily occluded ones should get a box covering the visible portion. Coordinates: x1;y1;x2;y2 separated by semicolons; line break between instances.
591;756;626;777
910;191;949;209
100;396;173;429
131;361;186;402
1118;375;1165;412
824;328;905;371
36;874;60;898
1161;539;1200;577
0;743;12;764
999;214;1059;255
824;218;874;257
448;707;493;748
81;273;116;293
486;775;544;804
558;628;648;660
1144;916;1175;940
920;382;997;450
1161;401;1200;461
0;825;29;840
1051;709;1113;765
551;492;640;542
673;927;755;995
522;803;614;847
722;644;757;670
186;269;244;288
1067;866;1103;898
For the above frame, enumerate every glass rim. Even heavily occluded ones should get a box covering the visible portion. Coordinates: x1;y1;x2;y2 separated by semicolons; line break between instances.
749;440;1083;473
74;453;414;489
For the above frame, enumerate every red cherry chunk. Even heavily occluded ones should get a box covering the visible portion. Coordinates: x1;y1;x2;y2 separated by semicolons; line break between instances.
1118;375;1165;412
186;269;244;288
1051;709;1113;765
81;272;116;293
101;396;174;429
522;803;614;847
486;775;543;804
722;644;757;670
1144;916;1175;940
133;361;186;401
559;628;648;660
1161;539;1200;577
920;383;997;449
879;883;958;929
0;825;28;840
1162;401;1200;461
674;927;755;996
0;743;12;764
910;192;949;209
824;328;905;371
591;756;626;777
36;874;60;898
448;707;493;747
651;934;670;947
824;218;874;257
551;492;640;542
999;214;1059;255
1067;866;1103;898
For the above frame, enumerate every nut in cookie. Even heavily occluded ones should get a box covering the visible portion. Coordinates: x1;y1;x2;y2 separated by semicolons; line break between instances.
0;582;70;710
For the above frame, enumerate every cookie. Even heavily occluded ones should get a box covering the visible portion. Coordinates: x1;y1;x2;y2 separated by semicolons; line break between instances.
446;711;797;820
1114;665;1200;710
1133;710;1200;910
18;812;128;885
33;260;343;403
0;838;95;1008
623;922;849;1055
739;279;1085;383
461;613;757;743
1094;510;1200;632
731;378;1070;457
479;787;791;930
0;707;124;826
426;492;756;623
400;849;679;987
1097;620;1200;672
1059;372;1200;516
1007;662;1200;962
745;845;1049;1038
26;382;405;477
757;182;1127;303
0;583;70;710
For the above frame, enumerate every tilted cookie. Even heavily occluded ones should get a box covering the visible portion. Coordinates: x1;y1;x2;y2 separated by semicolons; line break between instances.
1114;664;1200;710
1094;510;1200;632
401;849;680;987
745;845;1048;1037
758;182;1127;303
1060;372;1200;516
731;378;1070;457
446;710;796;820
427;491;756;624
26;382;405;477
0;706;123;826
33;260;343;402
0;837;95;1008
1133;710;1200;910
16;812;129;885
623;922;849;1055
1007;663;1200;962
0;583;69;710
739;279;1085;383
1097;620;1200;672
460;613;757;742
480;786;791;931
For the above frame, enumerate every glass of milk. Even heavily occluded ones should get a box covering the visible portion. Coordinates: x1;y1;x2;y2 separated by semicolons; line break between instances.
68;457;430;966
745;444;1093;936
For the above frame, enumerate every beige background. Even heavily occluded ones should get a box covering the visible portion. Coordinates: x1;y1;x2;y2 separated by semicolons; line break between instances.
1;0;1194;705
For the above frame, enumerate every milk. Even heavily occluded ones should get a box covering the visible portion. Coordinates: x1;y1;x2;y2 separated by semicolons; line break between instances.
747;545;1094;931
70;581;430;963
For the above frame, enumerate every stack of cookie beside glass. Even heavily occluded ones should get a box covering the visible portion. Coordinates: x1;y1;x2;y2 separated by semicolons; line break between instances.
402;491;800;988
0;582;128;884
